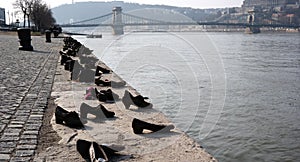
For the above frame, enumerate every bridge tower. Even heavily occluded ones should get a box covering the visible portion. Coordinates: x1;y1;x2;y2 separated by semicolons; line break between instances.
112;7;124;35
245;10;261;34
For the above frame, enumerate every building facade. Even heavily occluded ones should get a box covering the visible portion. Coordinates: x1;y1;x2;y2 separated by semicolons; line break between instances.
242;0;299;8
0;7;5;25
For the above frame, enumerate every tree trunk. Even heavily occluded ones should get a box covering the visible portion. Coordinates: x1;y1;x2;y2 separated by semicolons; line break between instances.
27;14;30;28
23;13;26;27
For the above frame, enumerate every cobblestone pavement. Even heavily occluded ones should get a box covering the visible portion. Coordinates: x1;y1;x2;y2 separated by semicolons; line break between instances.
0;35;62;161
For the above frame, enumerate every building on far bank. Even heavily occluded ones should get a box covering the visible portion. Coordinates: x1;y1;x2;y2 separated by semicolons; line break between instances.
242;0;299;8
239;0;300;25
0;7;5;26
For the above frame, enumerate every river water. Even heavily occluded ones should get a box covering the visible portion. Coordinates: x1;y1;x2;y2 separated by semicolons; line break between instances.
71;31;300;162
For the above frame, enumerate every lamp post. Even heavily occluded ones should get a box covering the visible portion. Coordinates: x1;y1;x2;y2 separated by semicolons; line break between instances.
6;10;10;26
15;19;20;28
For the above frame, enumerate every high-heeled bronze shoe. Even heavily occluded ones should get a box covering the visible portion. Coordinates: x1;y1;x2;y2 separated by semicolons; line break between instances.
95;88;119;103
122;90;153;109
80;103;115;123
76;139;92;162
64;60;75;71
100;89;119;102
95;77;126;88
94;88;108;102
132;118;175;134
60;54;72;65
55;106;84;129
95;78;111;87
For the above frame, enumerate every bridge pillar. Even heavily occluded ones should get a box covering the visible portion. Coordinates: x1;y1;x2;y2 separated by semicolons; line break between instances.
112;7;124;35
245;10;260;34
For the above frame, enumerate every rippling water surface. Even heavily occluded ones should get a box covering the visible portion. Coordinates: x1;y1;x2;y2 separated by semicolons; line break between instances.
73;31;300;162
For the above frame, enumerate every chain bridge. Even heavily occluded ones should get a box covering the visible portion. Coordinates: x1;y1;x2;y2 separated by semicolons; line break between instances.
60;7;300;35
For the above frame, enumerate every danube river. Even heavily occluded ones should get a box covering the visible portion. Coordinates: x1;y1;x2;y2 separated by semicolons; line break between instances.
71;31;299;162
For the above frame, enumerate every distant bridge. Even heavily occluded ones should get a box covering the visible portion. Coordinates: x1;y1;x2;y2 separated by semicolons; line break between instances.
60;7;300;35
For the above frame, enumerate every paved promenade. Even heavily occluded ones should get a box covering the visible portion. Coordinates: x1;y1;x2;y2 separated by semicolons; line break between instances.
0;34;62;161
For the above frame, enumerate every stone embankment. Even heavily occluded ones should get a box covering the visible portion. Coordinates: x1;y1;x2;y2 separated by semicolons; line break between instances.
0;33;216;162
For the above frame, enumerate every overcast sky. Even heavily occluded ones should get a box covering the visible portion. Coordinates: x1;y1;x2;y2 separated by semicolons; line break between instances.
1;0;244;12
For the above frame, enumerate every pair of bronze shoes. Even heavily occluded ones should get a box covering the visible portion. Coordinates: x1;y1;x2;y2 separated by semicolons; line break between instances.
77;139;123;162
55;106;84;129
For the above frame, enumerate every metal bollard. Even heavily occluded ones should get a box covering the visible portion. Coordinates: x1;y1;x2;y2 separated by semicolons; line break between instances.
17;28;34;51
45;30;51;43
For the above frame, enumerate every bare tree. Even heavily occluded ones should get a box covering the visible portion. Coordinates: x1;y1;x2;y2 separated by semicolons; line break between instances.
30;0;56;31
13;0;34;28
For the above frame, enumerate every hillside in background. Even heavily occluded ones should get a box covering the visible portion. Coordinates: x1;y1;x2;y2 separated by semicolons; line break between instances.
52;1;224;24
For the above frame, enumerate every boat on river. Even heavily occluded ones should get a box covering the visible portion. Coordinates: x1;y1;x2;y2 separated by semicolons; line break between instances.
86;34;102;38
245;27;261;34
